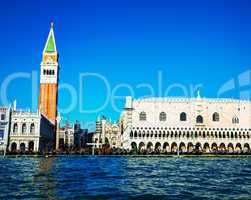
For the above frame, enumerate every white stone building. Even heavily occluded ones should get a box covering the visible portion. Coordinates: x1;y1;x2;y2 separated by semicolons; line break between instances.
9;109;55;153
0;107;11;153
93;116;122;148
58;122;75;149
120;95;251;153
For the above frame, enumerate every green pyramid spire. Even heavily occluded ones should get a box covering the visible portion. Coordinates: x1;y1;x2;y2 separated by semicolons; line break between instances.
44;22;57;53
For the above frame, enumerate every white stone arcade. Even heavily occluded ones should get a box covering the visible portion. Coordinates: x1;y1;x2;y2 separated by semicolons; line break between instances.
9;109;55;153
120;96;251;153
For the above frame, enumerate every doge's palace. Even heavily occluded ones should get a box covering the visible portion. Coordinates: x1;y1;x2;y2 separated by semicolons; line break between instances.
120;94;251;153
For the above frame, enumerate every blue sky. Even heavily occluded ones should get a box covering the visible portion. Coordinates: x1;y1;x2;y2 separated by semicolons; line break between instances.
0;0;250;128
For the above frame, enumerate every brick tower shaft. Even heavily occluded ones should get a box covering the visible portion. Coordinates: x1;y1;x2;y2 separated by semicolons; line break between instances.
39;22;59;124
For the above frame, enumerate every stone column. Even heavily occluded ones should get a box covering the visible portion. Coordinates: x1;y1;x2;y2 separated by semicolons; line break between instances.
34;140;39;152
55;115;61;150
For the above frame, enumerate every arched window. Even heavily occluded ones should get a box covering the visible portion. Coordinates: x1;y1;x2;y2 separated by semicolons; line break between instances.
212;112;220;122
20;143;26;152
22;123;27;134
159;112;166;121
11;142;17;152
232;116;239;124
134;131;137;138
0;114;5;120
196;115;203;124
180;112;187;121
28;141;34;152
13;123;18;133
130;131;133;138
139;112;146;121
30;123;35;134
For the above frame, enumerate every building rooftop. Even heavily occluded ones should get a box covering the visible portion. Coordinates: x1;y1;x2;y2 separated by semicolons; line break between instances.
134;97;251;104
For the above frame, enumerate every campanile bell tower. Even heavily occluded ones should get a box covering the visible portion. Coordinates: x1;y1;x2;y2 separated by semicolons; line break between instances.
39;22;59;123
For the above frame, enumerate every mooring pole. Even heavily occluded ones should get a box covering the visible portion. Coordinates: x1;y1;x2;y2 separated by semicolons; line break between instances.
92;146;95;156
3;144;6;157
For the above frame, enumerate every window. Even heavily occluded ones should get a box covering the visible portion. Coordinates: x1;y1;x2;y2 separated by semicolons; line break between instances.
212;112;219;122
0;129;4;139
139;112;146;121
232;116;239;124
196;115;203;124
46;70;55;76
22;123;27;134
1;114;5;121
30;123;35;134
159;112;166;121
180;112;187;121
45;70;51;75
13;123;18;134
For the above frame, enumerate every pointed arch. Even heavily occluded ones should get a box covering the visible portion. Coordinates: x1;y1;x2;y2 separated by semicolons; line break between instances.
227;143;234;153
147;142;153;150
131;142;137;151
20;143;26;152
244;143;250;153
22;123;27;134
28;141;34;152
211;143;218;153
11;142;17;152
155;142;161;151
138;131;142;138
130;131;133;138
13;123;18;134
179;142;186;153
203;143;210;153
187;142;194;153
195;142;202;152
171;142;178;153
235;143;242;153
139;142;145;151
30;123;35;134
163;142;169;152
219;143;226;152
134;131;137;138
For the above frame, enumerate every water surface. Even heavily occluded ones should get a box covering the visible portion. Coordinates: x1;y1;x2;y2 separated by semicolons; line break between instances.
0;156;251;200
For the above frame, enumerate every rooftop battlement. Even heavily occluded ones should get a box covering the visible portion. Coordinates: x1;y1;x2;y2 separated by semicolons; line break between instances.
134;97;251;104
